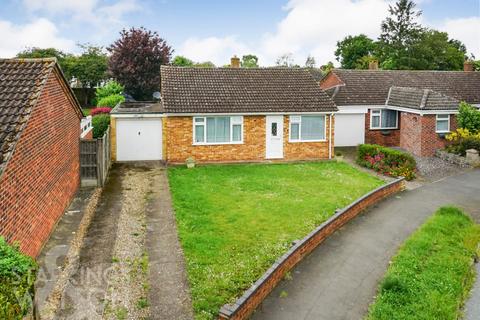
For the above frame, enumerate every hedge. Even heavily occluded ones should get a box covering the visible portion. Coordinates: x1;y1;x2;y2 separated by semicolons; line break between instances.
92;114;110;138
357;144;416;180
0;237;37;319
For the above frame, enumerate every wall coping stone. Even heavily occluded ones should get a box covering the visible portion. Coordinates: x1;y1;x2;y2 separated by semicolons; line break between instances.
218;178;405;320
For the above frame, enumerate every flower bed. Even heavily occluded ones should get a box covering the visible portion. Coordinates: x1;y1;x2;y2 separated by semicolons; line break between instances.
357;144;416;180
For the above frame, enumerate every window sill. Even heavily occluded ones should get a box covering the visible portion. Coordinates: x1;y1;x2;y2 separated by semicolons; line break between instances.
193;141;244;146
369;127;398;130
288;139;327;143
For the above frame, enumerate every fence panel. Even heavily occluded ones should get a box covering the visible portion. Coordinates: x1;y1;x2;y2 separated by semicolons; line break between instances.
80;127;111;187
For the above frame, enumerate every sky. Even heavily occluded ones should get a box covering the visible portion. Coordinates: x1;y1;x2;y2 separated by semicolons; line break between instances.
0;0;479;67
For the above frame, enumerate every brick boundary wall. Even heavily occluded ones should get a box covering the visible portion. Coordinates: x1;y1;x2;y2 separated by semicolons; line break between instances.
218;178;405;320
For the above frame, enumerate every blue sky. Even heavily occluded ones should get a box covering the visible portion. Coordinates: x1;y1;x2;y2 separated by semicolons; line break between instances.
0;0;479;66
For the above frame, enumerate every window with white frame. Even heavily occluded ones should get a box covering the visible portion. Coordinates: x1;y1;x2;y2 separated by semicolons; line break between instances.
436;114;450;133
370;109;398;129
193;116;243;144
289;115;326;142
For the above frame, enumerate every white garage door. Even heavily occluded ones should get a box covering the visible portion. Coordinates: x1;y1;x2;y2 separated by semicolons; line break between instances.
116;118;163;161
335;114;365;147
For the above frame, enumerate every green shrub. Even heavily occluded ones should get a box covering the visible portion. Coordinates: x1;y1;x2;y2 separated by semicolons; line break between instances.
457;102;480;133
0;238;37;319
357;144;416;180
92;114;110;138
96;94;125;108
95;80;124;101
446;128;480;155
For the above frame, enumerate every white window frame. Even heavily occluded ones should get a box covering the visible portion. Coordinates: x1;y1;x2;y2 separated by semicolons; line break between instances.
193;116;244;145
435;114;450;133
289;115;327;142
370;109;398;130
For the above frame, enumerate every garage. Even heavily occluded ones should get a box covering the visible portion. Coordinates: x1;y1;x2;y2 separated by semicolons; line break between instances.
334;107;366;147
111;102;164;161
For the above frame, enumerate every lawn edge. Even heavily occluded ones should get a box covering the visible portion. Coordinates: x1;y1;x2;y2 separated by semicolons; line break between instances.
218;177;405;320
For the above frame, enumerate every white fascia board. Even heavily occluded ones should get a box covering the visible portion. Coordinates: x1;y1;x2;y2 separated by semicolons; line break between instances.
384;105;459;115
111;113;165;118
165;111;336;116
336;105;374;114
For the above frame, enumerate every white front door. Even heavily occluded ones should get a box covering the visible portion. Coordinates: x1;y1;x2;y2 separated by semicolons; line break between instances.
116;118;163;161
265;115;284;159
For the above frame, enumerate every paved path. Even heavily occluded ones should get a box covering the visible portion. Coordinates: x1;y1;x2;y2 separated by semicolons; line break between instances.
252;169;480;320
465;262;480;320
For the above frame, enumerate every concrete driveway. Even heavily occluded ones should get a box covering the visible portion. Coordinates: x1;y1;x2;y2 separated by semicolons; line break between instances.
252;169;480;320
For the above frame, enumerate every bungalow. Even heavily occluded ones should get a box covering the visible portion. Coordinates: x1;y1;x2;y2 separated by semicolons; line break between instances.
110;63;338;163
0;58;84;257
319;62;480;156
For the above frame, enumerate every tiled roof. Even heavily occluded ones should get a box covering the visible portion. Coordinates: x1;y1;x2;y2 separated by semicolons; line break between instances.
160;66;337;113
387;86;459;111
0;58;57;175
323;69;480;106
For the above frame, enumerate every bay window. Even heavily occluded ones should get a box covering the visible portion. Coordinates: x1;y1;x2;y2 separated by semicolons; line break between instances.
436;114;450;133
370;109;398;129
289;115;326;142
193;116;243;144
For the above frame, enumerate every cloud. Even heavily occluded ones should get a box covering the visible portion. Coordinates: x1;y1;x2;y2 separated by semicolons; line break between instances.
179;36;252;66
179;0;391;66
0;18;75;58
436;17;480;58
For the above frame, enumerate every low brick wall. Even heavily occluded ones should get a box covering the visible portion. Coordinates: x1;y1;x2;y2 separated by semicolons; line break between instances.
435;149;471;168
218;178;405;320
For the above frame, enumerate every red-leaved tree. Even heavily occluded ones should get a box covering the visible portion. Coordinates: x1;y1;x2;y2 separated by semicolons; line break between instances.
108;27;173;100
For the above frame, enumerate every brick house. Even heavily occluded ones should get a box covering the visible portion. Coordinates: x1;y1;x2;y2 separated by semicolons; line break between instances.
319;63;480;156
110;64;337;163
0;58;84;257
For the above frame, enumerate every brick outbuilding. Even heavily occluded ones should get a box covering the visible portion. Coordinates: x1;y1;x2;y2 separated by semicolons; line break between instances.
0;58;83;257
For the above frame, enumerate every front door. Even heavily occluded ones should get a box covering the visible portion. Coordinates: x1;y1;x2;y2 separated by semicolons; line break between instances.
265;115;284;159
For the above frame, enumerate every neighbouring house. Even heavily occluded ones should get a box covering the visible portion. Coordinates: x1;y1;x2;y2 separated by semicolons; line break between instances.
319;61;480;156
0;58;84;257
110;62;337;163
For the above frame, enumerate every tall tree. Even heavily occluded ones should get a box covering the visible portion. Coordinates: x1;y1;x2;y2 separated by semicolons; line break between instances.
16;47;74;80
172;55;194;66
275;53;295;67
335;34;377;69
241;54;259;68
304;55;316;68
108;27;173;100
67;44;108;105
377;0;424;69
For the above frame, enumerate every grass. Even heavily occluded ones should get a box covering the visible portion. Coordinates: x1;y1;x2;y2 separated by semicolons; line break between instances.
367;206;480;320
168;161;383;319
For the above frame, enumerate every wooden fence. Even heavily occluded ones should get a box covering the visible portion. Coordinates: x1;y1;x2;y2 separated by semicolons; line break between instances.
80;127;111;187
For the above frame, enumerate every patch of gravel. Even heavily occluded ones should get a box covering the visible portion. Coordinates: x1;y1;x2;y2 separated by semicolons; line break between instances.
414;155;465;182
103;168;158;320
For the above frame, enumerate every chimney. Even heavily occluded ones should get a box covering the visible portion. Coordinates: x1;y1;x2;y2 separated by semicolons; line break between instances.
368;60;379;70
231;55;240;68
464;60;474;72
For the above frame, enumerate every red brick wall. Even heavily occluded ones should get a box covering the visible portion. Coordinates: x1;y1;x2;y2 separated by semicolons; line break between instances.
319;72;343;90
0;71;81;257
365;109;401;147
399;112;422;155
419;114;457;157
165;115;333;163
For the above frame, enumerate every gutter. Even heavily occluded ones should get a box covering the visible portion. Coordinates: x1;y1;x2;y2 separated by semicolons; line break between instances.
329;113;333;159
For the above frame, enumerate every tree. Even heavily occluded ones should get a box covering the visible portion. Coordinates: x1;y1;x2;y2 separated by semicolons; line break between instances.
377;0;425;69
304;55;316;68
241;54;259;68
275;53;295;67
320;61;335;73
108;27;173;100
68;44;108;105
335;34;377;69
194;61;216;68
16;47;74;80
172;55;194;66
457;102;480;133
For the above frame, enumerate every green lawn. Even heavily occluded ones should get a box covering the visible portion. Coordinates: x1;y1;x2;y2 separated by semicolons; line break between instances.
367;207;480;320
168;161;383;319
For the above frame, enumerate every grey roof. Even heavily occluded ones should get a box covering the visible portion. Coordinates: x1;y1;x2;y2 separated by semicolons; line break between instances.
386;86;460;111
322;69;480;106
0;58;81;176
160;66;337;113
112;101;164;114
